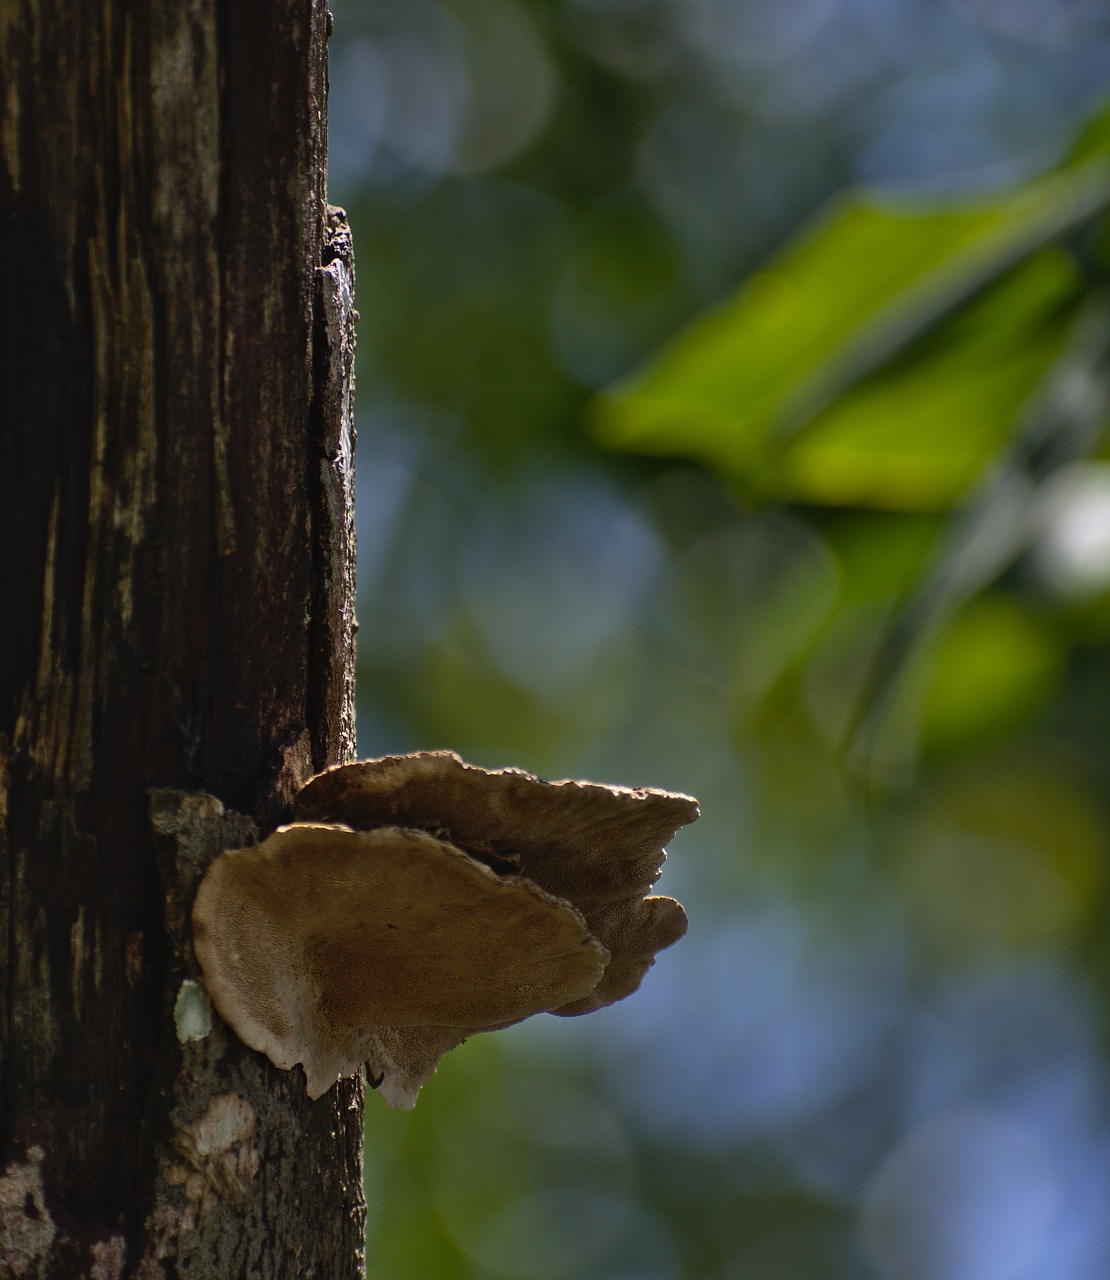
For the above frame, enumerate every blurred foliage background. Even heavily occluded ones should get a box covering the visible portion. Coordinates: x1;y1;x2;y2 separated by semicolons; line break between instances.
329;1;1110;1276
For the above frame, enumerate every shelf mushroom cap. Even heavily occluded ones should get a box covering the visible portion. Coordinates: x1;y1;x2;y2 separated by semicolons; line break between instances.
193;751;697;1106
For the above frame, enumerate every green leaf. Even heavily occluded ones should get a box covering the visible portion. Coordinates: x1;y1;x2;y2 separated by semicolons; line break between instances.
919;595;1063;754
593;157;1110;510
768;249;1080;508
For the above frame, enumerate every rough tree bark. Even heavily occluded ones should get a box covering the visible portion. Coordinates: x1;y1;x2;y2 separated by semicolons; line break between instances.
0;1;364;1275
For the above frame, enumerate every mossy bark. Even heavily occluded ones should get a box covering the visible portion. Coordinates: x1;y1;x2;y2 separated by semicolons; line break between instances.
0;2;363;1275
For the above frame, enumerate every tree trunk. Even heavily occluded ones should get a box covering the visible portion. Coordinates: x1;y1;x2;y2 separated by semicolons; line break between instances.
0;2;364;1275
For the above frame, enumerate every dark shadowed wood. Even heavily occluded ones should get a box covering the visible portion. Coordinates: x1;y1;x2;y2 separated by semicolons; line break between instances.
0;0;363;1274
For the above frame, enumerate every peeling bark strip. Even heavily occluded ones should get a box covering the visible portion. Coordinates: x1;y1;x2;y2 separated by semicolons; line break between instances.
0;2;364;1276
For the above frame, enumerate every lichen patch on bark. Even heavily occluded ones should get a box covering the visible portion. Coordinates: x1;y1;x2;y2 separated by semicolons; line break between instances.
164;1094;260;1224
0;1146;57;1275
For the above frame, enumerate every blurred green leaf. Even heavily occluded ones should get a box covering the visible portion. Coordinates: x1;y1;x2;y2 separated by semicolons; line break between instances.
919;595;1063;755
594;158;1110;510
826;513;940;605
1067;99;1110;167
768;250;1079;508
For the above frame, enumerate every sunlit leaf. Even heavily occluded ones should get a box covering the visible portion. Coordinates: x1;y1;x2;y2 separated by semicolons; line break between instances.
594;159;1110;510
767;251;1080;508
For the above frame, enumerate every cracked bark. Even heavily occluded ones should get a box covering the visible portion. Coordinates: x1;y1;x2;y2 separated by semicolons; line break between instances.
0;1;364;1276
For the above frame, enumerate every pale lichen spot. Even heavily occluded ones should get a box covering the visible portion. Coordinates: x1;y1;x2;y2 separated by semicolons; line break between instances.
166;1093;259;1223
174;980;213;1043
0;1145;57;1273
90;1233;127;1280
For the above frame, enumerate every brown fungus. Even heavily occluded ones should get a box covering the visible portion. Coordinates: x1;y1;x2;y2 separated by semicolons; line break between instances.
192;751;697;1107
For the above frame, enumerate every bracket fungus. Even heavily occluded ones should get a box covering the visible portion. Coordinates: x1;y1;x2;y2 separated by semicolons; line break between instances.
192;751;697;1107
